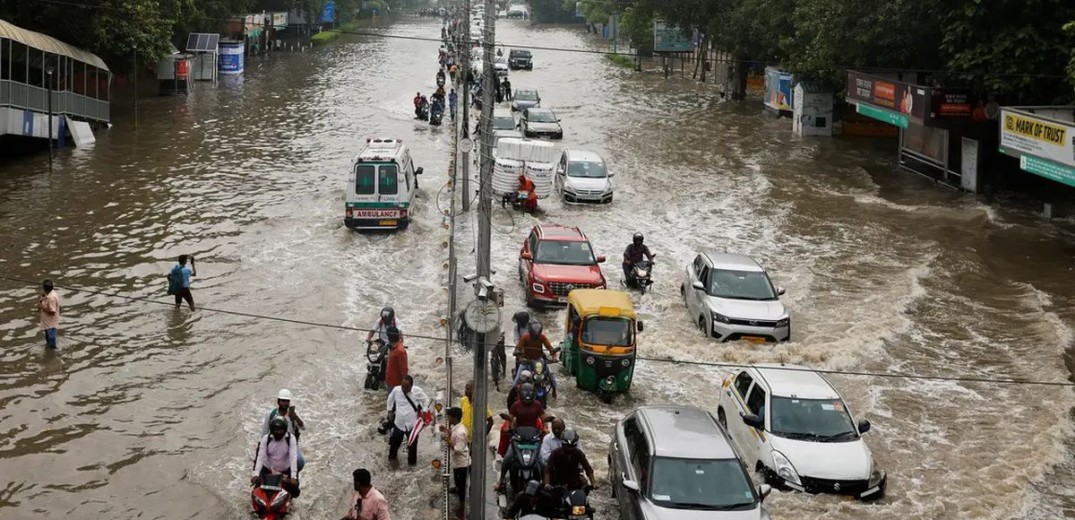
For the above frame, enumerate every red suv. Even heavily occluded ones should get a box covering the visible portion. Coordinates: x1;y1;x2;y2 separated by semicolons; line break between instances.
518;225;607;307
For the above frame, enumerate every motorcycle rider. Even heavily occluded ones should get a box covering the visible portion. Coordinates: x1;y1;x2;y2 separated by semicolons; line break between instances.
505;369;532;410
509;383;546;430
367;306;402;345
543;430;595;493
260;389;306;474
501;480;558;520
539;417;569;465
622;232;655;284
252;416;300;498
511;311;530;344
413;92;422;117
513;322;558;398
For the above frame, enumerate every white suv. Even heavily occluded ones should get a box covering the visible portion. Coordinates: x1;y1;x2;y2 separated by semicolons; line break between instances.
681;252;790;343
555;150;614;204
716;364;887;500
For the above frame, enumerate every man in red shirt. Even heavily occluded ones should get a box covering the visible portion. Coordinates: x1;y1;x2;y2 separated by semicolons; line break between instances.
509;383;545;429
384;327;408;394
517;174;537;213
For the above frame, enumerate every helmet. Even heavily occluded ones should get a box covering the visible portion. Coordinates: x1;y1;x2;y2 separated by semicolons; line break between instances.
528;321;543;337
633;232;644;245
386;326;401;343
520;383;535;403
518;370;533;383
561;429;579;447
277;389;294;401
512;311;530;326
381;306;395;322
269;416;289;432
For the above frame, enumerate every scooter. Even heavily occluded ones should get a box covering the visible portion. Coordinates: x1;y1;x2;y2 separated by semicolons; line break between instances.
624;256;655;295
415;100;430;121
251;474;292;520
500;191;537;213
364;339;389;390
556;486;595;520
430;102;444;126
498;426;544;518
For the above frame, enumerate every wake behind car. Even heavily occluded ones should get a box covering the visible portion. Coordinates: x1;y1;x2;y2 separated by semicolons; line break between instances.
681;252;790;343
609;406;772;520
717;365;886;500
518;225;607;307
519;108;563;139
509;49;533;69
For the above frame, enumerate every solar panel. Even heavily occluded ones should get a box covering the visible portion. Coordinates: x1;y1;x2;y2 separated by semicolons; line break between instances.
186;33;220;53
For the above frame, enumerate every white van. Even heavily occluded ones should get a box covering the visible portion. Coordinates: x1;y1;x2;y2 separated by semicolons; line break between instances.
345;138;423;231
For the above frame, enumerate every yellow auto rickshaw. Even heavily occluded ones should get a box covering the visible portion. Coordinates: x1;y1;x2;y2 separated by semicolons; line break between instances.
561;289;642;403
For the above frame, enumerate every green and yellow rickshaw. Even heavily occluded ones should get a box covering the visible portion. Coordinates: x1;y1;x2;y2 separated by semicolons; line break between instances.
561;289;643;403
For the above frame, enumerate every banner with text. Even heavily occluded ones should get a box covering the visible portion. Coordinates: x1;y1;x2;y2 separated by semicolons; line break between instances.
999;109;1075;168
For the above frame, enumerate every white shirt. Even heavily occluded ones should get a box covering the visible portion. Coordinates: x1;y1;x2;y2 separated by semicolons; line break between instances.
371;317;403;344
386;386;429;432
450;422;471;469
252;433;298;477
540;435;582;465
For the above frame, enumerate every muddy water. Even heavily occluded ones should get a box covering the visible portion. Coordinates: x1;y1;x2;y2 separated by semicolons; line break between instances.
0;15;1074;520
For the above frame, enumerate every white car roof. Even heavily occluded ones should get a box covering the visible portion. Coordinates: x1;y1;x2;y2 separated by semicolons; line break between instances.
704;252;764;272
752;364;840;399
564;149;604;163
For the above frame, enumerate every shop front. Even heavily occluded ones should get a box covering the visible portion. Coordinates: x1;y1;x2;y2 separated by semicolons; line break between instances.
845;71;975;190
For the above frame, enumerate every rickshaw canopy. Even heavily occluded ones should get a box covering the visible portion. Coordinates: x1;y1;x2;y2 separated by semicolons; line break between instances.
566;289;637;320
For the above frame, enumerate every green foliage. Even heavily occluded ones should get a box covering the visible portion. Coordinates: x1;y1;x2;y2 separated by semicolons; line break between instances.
606;53;634;67
530;0;575;23
619;5;653;51
1067;21;1075;89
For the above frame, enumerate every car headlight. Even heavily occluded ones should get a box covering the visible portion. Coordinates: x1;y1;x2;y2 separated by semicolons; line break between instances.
868;467;884;487
532;283;546;294
711;311;731;324
775;317;790;327
771;450;802;486
563;185;577;194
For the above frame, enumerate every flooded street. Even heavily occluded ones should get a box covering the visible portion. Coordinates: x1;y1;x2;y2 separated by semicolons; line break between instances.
2;15;1075;520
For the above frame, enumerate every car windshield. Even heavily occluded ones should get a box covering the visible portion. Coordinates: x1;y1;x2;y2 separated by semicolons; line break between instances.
581;317;632;346
534;240;595;265
511;50;531;58
493;116;515;130
567;160;606;178
515;90;538;101
649;457;757;510
770;397;858;441
707;269;776;300
528;111;557;123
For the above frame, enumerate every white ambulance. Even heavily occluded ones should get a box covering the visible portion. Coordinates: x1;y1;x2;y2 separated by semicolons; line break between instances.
345;138;423;231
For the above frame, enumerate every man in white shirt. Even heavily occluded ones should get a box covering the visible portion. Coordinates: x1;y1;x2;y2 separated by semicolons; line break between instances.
539;417;568;466
386;375;429;465
252;416;300;497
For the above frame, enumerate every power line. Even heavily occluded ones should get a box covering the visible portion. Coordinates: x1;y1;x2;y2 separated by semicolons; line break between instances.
2;275;1073;388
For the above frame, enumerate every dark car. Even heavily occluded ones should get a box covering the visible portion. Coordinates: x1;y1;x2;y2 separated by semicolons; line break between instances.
508;49;533;70
519;108;563;140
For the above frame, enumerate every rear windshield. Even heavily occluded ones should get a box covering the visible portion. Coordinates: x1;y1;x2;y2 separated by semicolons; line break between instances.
355;164;376;195
511;50;531;57
379;165;399;195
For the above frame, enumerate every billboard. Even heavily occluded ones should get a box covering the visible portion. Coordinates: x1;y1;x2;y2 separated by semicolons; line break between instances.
653;20;692;52
321;1;335;23
999;108;1075;187
763;67;792;112
846;71;927;128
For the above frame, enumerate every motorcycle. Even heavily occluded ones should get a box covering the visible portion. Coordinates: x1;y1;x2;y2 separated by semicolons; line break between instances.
430;101;444;126
556;486;595;520
364;339;389;390
415;100;430;121
251;474;292;520
498;425;544;517
624;256;655;295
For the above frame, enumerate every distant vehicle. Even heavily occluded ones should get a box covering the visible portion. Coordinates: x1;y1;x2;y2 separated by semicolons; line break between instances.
512;88;541;112
518;224;607;307
519;108;563;140
506;6;528;19
494;56;509;78
717;365;886;500
609;406;773;519
492;113;516;132
681;252;790;343
345;138;423;231
556;149;614;204
508;49;533;70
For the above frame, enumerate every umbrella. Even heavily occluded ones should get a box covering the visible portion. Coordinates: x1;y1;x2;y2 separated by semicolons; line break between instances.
408;410;434;446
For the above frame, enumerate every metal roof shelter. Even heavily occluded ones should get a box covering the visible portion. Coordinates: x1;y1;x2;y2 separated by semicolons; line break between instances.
186;32;220;53
0;18;108;71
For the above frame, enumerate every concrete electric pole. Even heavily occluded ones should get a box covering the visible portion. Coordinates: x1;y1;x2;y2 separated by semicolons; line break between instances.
460;0;472;211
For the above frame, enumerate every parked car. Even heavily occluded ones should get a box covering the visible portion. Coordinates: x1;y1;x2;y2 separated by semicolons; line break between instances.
493;113;516;132
494;56;509;77
609;406;772;519
555;150;614;204
681;252;790;343
518;225;607;307
512;89;541;112
519;108;563;139
717;365;886;500
508;49;533;69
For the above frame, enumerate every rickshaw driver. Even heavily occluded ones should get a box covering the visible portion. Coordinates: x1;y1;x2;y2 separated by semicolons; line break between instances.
513;322;559;398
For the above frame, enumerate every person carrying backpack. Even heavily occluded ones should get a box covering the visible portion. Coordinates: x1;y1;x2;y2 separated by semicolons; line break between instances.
260;389;306;473
167;255;197;311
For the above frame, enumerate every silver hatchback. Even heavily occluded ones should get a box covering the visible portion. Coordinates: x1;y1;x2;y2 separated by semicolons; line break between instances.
681;252;790;343
609;406;771;520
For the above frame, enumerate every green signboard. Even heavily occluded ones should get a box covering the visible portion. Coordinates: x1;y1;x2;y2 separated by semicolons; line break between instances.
856;103;908;129
653;20;692;52
1019;154;1075;188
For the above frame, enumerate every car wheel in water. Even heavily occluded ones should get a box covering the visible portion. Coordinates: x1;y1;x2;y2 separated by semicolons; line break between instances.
718;408;727;430
699;317;708;338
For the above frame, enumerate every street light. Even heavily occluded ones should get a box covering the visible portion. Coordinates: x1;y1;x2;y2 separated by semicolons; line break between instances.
45;63;53;172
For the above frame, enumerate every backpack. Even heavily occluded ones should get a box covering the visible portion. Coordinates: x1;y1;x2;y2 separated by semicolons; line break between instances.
166;265;183;295
269;408;301;442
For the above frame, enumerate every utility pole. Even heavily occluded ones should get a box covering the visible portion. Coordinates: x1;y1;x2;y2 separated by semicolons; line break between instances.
460;0;472;211
466;2;498;519
46;64;53;173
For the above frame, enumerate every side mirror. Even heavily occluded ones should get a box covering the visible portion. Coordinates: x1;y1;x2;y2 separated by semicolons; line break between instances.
621;474;640;493
776;286;785;296
596;255;607;263
759;484;772;499
692;281;705;291
636;321;643;332
858;419;871;434
521;251;533;260
741;413;764;429
415;167;424;175
607;172;616;177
